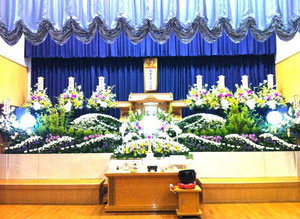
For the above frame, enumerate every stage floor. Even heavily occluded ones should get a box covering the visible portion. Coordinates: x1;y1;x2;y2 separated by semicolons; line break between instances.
0;203;300;219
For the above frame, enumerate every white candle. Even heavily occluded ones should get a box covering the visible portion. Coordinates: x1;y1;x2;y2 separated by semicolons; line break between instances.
68;77;75;90
241;75;248;89
267;74;274;87
37;77;44;91
218;75;225;89
196;75;203;90
3;99;10;115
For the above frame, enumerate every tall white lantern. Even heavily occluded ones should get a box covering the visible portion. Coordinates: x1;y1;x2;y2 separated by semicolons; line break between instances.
37;77;44;91
241;75;248;89
267;74;274;87
68;77;75;90
98;76;105;92
3;99;10;115
196;75;203;90
218;75;225;89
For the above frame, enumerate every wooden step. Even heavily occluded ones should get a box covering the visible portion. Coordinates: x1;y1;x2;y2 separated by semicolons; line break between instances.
198;177;300;203
0;179;104;204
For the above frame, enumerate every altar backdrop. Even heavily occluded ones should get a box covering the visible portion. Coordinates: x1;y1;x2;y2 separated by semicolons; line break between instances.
31;55;275;118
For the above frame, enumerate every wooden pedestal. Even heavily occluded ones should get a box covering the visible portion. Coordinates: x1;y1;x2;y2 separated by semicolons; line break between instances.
172;185;202;217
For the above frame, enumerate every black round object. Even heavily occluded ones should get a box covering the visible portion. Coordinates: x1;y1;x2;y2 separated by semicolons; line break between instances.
178;169;196;184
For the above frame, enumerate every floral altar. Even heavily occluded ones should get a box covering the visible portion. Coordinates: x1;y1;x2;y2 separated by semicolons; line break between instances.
1;75;300;159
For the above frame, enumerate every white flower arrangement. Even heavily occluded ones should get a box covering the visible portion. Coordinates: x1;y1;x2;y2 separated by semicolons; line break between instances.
76;134;120;148
113;138;189;159
71;113;121;131
233;84;258;110
5;136;43;151
256;82;285;110
38;136;74;152
0;107;18;135
23;84;52;113
58;85;84;112
259;133;299;150
185;84;209;110
178;133;222;147
86;86;116;111
225;134;267;150
206;85;233;110
179;113;226;132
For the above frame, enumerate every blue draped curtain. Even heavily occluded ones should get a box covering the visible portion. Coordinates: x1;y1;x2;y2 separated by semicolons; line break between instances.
25;32;276;58
1;0;299;45
31;55;275;118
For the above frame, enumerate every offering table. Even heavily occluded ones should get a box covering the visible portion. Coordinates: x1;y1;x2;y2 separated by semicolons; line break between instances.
105;171;179;212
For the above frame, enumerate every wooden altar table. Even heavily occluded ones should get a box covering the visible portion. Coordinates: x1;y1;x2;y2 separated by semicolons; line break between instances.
105;171;179;212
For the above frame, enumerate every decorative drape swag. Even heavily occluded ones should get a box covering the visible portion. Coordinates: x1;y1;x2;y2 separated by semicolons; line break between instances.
1;0;299;45
25;32;276;58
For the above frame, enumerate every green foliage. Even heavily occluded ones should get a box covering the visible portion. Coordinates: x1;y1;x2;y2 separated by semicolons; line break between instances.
128;109;144;122
224;102;262;135
35;106;69;137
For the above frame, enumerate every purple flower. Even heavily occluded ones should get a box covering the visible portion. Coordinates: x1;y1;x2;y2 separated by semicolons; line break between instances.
101;95;106;99
218;94;223;98
137;125;142;130
147;135;151;139
267;95;271;100
239;93;244;96
83;136;89;141
226;93;231;97
71;94;76;99
95;94;100;98
31;96;35;100
194;94;199;98
37;96;42;100
247;89;252;94
64;94;69;98
274;93;279;97
161;124;166;131
202;91;206;95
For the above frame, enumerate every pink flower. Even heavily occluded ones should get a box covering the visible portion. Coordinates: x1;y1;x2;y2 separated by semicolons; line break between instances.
71;94;76;99
194;94;199;98
202;91;206;95
147;135;151;139
83;137;89;141
37;96;42;100
64;94;69;98
95;94;100;98
31;96;35;100
239;93;244;96
89;135;95;139
101;95;106;99
247;89;252;94
274;93;279;97
218;94;223;98
226;93;231;97
267;95;271;100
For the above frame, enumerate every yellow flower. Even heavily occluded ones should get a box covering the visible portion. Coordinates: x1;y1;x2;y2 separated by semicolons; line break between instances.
125;148;129;154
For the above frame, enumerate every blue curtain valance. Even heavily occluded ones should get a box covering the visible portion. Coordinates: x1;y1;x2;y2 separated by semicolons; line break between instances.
1;0;299;45
25;32;276;58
